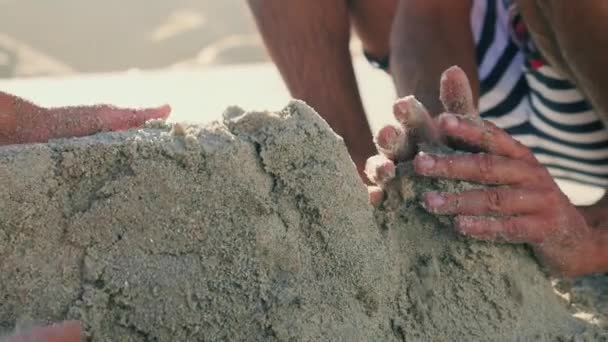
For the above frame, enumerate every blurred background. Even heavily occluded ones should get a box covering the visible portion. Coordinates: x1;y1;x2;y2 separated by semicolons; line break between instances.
0;0;267;78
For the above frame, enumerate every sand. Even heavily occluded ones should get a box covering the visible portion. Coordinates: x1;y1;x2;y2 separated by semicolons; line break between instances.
0;101;606;341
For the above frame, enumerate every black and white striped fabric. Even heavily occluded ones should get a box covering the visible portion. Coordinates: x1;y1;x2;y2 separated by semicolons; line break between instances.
472;0;608;187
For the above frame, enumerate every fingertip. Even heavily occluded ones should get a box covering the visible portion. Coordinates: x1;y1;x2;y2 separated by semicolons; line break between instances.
413;152;436;175
157;104;172;119
441;65;466;82
374;125;400;151
439;65;476;115
368;186;385;208
375;124;411;160
422;192;446;212
393;98;409;124
365;155;396;185
393;96;424;126
144;104;171;121
454;216;475;235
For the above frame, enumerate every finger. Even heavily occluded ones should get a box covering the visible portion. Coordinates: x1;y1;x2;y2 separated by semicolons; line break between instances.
393;96;441;144
439;66;477;115
365;154;396;185
6;321;82;342
422;187;553;216
368;185;385;208
455;215;549;244
47;104;172;140
413;152;542;185
373;124;413;161
99;104;171;131
0;92;47;145
437;113;534;161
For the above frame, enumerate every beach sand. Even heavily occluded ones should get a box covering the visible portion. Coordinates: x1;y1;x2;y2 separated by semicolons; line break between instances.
1;102;604;340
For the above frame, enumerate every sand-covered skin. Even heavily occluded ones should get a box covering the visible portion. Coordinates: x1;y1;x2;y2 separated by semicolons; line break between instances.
0;101;605;340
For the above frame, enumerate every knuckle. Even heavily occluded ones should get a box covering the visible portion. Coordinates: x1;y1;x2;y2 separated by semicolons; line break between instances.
485;190;504;212
476;154;494;182
503;219;524;241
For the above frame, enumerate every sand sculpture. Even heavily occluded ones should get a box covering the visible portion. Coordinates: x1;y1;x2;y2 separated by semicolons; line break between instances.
1;101;605;340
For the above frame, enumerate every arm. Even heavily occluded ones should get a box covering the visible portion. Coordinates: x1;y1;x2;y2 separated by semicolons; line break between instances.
247;0;376;177
390;0;479;115
0;91;170;145
518;1;608;123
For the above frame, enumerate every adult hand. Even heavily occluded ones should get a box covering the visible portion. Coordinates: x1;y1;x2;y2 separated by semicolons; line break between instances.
0;91;171;145
368;66;603;277
3;321;82;342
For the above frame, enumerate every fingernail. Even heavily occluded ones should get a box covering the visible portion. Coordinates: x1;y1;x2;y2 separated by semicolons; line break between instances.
396;99;409;114
365;155;395;184
454;216;474;234
415;152;435;171
440;113;458;129
394;96;425;125
423;192;445;210
394;99;410;123
375;125;399;150
368;186;385;207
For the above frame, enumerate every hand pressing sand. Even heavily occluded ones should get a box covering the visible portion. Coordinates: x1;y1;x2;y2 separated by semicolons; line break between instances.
367;66;608;278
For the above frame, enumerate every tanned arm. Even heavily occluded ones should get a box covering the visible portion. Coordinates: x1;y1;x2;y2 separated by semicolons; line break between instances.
390;0;479;116
518;1;608;124
247;0;376;178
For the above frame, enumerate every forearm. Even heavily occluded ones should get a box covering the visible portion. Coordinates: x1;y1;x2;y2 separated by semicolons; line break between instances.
247;0;375;163
390;0;479;115
527;1;608;123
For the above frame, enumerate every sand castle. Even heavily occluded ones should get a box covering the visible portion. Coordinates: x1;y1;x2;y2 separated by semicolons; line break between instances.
0;102;605;340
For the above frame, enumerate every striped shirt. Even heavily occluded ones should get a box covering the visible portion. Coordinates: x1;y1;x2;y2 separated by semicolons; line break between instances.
472;0;608;187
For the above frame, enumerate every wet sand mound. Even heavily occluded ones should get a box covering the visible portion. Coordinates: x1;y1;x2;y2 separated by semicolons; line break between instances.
0;101;604;340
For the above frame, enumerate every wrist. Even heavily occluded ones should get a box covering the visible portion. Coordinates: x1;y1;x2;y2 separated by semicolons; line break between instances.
576;194;608;228
537;226;608;278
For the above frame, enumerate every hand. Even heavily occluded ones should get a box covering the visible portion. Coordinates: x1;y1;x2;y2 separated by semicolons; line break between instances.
4;321;82;342
368;66;601;277
365;66;477;205
0;91;171;145
414;111;592;277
